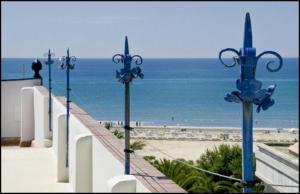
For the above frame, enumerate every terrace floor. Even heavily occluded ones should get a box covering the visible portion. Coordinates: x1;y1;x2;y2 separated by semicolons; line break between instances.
1;146;71;192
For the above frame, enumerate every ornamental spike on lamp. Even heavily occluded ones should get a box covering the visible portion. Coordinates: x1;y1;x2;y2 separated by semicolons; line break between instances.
59;48;76;167
112;36;143;174
44;49;55;132
219;13;283;193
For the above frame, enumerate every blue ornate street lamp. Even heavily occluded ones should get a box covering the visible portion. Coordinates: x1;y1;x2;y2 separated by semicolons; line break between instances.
44;49;55;132
219;13;283;193
112;36;144;174
60;48;76;167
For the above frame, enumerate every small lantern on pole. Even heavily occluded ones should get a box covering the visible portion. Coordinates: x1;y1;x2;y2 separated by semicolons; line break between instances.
44;49;55;132
59;48;76;167
219;13;283;193
112;36;144;174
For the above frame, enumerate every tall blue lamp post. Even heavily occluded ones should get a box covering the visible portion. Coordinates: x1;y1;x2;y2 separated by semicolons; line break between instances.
219;13;283;193
44;49;55;132
112;36;144;174
60;48;76;167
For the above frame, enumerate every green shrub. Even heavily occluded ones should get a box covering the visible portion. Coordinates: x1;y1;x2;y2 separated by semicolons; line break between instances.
113;130;123;139
130;140;146;151
104;122;111;130
144;144;264;193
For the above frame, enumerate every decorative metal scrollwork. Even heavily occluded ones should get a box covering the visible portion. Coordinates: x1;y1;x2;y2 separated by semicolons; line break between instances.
256;51;283;72
219;48;240;68
59;50;76;70
44;50;55;65
112;54;124;64
219;13;283;114
112;37;144;84
131;55;143;65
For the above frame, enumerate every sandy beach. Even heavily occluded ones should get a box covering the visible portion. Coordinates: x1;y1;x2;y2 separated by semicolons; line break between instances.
110;125;299;161
134;140;256;161
111;125;299;142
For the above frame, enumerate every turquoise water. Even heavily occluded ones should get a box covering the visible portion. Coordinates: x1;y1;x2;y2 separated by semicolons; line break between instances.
1;58;299;128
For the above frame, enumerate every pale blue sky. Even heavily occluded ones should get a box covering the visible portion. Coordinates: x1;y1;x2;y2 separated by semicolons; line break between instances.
1;1;299;58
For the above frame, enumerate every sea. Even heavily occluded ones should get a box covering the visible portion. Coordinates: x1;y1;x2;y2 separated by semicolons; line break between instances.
1;58;299;129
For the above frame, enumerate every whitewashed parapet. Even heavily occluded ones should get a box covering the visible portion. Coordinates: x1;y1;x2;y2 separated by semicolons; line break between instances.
1;78;41;139
107;175;137;192
255;143;299;193
52;96;67;156
92;137;127;192
20;87;35;145
42;87;185;193
71;134;92;192
56;113;69;182
32;86;52;147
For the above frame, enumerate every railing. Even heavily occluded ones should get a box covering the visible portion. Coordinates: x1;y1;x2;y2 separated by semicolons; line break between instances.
255;143;299;193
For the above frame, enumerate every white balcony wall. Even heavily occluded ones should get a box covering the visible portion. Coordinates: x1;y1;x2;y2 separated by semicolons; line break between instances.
20;87;35;142
107;175;137;192
1;79;41;138
92;138;124;191
28;86;174;192
33;87;52;147
56;113;69;182
72;134;92;192
92;136;149;192
52;96;67;155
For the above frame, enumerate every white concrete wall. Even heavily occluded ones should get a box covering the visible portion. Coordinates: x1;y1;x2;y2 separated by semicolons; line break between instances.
50;94;95;191
20;87;35;142
33;86;151;192
1;79;41;138
107;175;136;192
71;134;92;192
92;138;125;192
92;138;150;192
56;113;69;182
33;87;52;147
52;97;67;156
